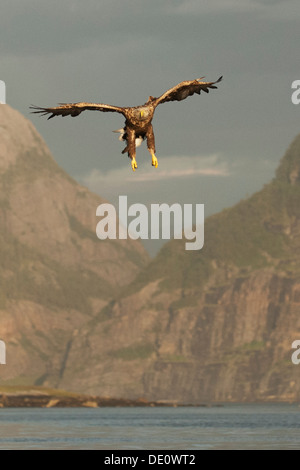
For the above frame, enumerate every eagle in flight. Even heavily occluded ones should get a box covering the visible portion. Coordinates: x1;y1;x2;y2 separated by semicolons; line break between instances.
31;76;222;172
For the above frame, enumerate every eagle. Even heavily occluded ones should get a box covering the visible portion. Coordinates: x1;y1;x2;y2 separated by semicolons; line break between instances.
30;76;222;172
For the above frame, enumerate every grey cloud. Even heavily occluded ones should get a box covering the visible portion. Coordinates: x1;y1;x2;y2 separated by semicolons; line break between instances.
1;0;299;58
0;0;176;56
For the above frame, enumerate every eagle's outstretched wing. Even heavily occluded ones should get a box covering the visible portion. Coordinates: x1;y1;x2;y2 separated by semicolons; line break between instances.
153;76;223;107
30;102;126;120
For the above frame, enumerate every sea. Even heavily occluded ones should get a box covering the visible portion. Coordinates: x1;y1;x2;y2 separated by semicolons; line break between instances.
0;403;299;451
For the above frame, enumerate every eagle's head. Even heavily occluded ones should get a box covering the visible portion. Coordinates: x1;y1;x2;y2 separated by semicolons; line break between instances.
133;107;151;121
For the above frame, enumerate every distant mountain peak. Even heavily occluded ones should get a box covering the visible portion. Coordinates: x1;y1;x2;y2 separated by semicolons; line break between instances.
0;104;55;173
275;133;300;185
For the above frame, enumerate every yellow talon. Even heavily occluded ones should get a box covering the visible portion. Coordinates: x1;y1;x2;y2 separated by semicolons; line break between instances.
131;158;138;171
151;153;158;168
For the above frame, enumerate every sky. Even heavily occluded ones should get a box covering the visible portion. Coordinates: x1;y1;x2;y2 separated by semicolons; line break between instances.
1;0;300;255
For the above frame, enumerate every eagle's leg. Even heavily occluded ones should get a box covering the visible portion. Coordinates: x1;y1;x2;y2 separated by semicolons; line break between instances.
127;128;138;171
146;125;158;168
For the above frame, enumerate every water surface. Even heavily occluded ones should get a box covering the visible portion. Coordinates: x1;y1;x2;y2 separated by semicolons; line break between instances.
0;404;299;450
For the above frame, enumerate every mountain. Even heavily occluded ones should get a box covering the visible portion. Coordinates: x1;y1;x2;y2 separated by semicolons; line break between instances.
0;104;149;386
1;104;300;403
58;134;300;403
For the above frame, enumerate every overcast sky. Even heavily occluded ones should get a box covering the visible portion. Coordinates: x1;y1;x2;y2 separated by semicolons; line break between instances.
1;0;300;254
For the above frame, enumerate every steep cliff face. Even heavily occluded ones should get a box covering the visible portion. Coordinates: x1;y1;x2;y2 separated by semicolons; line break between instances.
58;134;300;403
0;104;149;385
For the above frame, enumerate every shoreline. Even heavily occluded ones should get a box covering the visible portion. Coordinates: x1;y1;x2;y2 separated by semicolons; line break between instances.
0;387;296;408
0;394;211;408
0;387;207;408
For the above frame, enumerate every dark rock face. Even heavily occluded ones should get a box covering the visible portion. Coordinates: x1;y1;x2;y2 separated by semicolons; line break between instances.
60;271;300;403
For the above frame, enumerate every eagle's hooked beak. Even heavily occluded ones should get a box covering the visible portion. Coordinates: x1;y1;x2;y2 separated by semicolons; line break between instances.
140;110;144;119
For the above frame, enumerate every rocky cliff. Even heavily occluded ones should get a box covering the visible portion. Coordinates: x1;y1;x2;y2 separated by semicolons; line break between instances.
58;134;300;403
0;104;149;386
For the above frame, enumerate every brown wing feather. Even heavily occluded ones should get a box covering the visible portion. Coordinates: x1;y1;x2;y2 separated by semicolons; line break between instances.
30;102;126;120
153;76;223;107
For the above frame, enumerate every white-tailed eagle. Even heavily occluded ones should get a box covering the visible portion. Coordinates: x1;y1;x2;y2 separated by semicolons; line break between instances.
31;76;222;172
